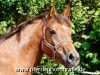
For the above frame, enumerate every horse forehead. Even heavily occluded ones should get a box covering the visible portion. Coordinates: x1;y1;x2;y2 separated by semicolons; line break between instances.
61;25;71;30
61;25;72;33
62;25;68;30
51;22;60;29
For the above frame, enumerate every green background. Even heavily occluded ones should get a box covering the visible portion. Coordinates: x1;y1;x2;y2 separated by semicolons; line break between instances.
0;0;100;75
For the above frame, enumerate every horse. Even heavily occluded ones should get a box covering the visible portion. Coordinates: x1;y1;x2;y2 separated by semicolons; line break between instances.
0;5;80;75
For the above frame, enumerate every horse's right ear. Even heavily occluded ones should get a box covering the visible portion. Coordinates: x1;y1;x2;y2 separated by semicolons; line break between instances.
63;4;71;18
48;5;57;19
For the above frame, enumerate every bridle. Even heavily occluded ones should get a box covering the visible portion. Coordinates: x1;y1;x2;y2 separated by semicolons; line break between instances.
41;18;72;59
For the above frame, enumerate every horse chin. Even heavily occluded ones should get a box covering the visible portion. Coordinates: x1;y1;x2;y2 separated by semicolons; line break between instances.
64;64;76;68
54;50;80;68
64;60;79;68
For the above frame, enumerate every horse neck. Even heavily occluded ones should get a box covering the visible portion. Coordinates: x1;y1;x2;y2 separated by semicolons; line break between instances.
0;19;43;71
17;19;43;67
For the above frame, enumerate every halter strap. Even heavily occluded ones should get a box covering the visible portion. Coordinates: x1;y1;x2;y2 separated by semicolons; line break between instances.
41;18;72;59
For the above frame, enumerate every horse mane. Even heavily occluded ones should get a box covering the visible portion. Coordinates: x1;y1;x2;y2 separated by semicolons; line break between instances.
0;12;71;42
0;12;48;42
55;14;71;27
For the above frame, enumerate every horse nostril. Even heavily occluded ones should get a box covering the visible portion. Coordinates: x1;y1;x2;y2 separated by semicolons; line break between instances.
65;52;80;67
68;53;74;62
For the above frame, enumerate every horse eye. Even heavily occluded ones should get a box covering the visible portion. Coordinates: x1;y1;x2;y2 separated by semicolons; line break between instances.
50;30;56;34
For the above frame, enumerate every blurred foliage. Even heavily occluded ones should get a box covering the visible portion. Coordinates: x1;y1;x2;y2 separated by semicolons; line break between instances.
0;0;100;75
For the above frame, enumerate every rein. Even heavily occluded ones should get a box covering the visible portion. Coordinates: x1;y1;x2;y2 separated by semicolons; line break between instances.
41;18;72;59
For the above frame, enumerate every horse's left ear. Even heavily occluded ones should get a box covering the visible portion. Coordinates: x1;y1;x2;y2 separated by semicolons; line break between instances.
63;4;70;18
47;5;57;19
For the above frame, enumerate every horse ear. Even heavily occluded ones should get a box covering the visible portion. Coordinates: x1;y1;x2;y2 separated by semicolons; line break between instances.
63;4;71;18
48;5;57;19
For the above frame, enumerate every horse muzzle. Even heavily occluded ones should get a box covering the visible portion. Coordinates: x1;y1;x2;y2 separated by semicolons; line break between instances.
63;51;80;68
